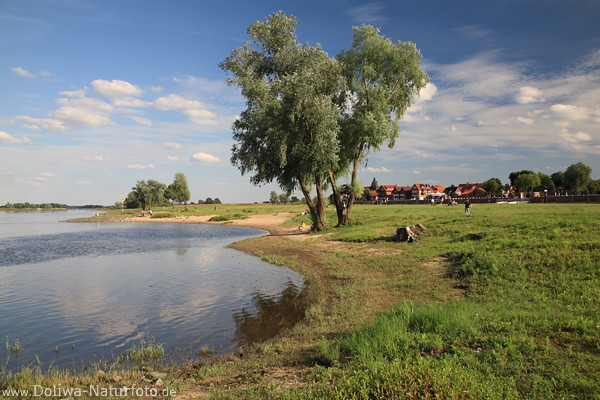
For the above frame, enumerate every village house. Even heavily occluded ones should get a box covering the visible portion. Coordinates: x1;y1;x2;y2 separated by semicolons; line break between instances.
377;185;397;202
393;186;413;200
412;183;446;200
453;183;487;198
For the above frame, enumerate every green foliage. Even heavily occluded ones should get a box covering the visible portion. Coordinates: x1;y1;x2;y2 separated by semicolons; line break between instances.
166;172;191;207
482;177;502;197
536;172;555;191
551;171;564;188
508;169;534;186
209;215;229;221
131;179;168;210
332;25;430;225
221;11;343;230
150;212;177;219
514;173;541;194
564;161;592;193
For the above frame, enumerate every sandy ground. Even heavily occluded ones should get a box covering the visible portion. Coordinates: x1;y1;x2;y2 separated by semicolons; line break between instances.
123;212;309;237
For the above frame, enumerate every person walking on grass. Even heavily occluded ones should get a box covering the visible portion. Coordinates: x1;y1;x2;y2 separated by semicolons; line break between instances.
464;200;471;217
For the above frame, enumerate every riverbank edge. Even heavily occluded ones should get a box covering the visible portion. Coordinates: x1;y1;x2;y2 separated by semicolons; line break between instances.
47;209;327;397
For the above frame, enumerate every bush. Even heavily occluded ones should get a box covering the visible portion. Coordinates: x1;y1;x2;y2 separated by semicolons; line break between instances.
209;215;229;222
150;212;177;219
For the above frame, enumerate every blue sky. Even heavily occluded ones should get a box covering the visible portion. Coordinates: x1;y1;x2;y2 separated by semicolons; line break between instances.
1;0;599;205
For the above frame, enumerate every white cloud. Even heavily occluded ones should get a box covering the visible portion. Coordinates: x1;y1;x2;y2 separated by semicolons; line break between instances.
412;170;422;175
550;104;591;120
561;131;592;143
75;180;93;185
515;86;545;104
345;3;388;23
363;166;392;173
16;115;68;131
60;89;87;98
129;116;152;126
405;83;437;121
82;156;113;162
153;94;218;125
113;97;147;107
92;79;143;98
431;51;520;99
53;96;114;128
191;152;220;163
166;155;179;161
162;142;182;149
517;116;534;125
39;172;57;177
127;163;155;170
0;131;33;144
11;66;34;78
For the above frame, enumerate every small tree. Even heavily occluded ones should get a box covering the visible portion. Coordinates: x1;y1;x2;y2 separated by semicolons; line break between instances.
166;172;191;210
514;173;541;197
536;173;555;192
564;162;592;194
509;170;535;186
482;178;502;197
279;193;290;204
269;191;279;204
551;171;565;188
205;197;214;204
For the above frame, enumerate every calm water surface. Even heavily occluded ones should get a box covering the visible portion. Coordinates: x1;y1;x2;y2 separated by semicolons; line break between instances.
0;210;306;370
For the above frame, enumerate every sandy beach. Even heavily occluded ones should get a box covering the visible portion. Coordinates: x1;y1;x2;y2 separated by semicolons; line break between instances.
122;211;302;236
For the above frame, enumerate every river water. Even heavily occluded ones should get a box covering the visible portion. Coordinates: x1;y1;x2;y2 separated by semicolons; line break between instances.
0;210;306;371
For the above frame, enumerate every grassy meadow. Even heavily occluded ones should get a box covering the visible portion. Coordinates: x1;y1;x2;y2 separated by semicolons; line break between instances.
1;203;598;399
205;203;600;399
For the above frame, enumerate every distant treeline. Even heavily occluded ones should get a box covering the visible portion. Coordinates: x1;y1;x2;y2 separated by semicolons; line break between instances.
1;202;104;209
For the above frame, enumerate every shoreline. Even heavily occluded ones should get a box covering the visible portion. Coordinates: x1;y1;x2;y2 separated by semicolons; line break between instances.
73;210;310;238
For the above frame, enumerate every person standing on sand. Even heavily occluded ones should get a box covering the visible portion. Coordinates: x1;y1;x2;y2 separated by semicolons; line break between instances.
464;200;471;217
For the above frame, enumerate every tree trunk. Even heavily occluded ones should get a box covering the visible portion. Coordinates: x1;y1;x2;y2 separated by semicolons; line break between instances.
299;178;325;232
342;144;364;225
313;174;327;231
328;170;345;227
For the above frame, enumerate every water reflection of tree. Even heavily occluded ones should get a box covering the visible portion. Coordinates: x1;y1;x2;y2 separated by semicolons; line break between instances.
232;281;308;345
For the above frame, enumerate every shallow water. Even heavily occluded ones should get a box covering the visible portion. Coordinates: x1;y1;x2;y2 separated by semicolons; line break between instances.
0;210;306;370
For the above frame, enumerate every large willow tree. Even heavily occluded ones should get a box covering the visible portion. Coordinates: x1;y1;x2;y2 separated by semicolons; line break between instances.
221;12;343;231
332;26;430;225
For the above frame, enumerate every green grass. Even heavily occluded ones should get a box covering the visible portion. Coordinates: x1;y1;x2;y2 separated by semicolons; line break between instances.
287;204;600;399
11;203;600;399
206;204;599;399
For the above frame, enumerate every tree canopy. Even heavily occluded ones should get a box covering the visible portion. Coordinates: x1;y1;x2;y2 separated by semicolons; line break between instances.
331;25;429;225
166;172;191;210
482;178;502;197
221;12;428;229
221;12;344;230
564;162;592;194
514;173;541;196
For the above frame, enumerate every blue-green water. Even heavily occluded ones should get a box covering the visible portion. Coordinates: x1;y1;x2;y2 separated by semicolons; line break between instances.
0;210;305;370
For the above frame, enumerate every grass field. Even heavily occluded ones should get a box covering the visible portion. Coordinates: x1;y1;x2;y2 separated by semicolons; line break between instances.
1;203;598;399
211;203;600;399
